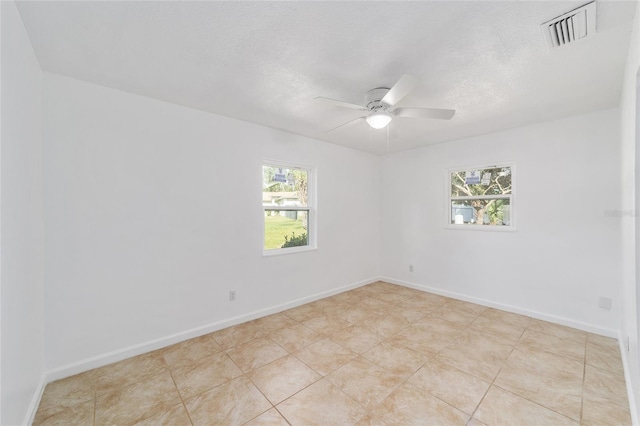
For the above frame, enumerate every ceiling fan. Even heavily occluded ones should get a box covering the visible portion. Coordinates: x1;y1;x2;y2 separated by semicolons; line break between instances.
315;74;455;132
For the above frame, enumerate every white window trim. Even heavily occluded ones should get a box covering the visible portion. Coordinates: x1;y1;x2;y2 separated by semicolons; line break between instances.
445;162;516;232
262;160;317;256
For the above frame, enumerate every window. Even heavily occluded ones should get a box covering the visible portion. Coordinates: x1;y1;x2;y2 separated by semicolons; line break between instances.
449;164;514;229
262;163;315;254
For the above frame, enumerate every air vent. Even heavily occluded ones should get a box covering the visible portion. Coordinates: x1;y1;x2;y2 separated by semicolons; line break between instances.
541;1;596;48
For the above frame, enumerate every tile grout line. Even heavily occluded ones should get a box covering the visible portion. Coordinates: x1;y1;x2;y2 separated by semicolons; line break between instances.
167;369;196;426
33;283;629;425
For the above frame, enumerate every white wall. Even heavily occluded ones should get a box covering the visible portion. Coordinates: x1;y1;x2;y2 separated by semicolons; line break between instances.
1;1;46;424
620;0;640;421
42;73;381;372
381;109;622;334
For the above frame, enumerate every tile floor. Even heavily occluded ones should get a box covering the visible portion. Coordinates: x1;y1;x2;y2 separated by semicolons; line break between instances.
34;281;632;425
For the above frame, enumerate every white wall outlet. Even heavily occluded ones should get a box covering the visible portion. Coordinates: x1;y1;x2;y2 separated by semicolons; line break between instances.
625;336;630;352
229;290;236;301
409;265;414;272
598;296;612;310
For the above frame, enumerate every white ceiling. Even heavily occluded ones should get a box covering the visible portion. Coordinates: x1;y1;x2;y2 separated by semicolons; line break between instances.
16;1;637;155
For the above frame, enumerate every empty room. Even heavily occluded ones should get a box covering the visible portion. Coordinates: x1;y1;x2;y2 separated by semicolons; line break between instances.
3;0;640;425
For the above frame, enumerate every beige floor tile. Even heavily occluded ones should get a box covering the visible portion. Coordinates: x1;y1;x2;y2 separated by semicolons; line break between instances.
95;370;181;425
481;308;531;326
431;304;480;327
494;346;583;420
581;396;632;426
436;328;514;382
583;363;629;406
374;382;469;425
251;312;298;333
354;413;389;425
368;290;411;304
245;407;290;425
526;319;587;344
249;354;321;404
443;299;488;315
397;296;446;312
392;306;428;323
330;291;364;305
32;282;633;426
340;305;379;324
132;403;192;425
95;352;167;395
518;328;585;361
171;351;243;399
330;325;383;354
276;378;367;425
34;371;96;419
327;357;405;409
161;334;222;369
348;286;375;298
211;321;265;350
586;335;624;374
294;338;358;376
467;418;488;426
361;341;428;377
412;316;466;335
407;359;490;415
226;336;288;373
283;304;324;322
185;376;271;426
359;296;393;313
33;400;94;426
302;314;352;336
588;333;620;350
323;301;359;319
390;318;462;355
504;344;584;379
306;297;340;311
362;313;412;338
270;323;322;352
474;386;577;426
470;313;528;342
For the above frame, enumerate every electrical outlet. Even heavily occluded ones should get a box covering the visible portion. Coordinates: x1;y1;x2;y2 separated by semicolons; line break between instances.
598;297;612;310
229;290;236;301
409;265;414;272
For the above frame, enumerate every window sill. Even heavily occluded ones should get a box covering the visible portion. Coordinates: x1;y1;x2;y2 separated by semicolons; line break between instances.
445;225;517;232
262;245;317;257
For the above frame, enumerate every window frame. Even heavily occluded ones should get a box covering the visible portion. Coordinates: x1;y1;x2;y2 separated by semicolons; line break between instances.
445;162;516;232
262;161;317;256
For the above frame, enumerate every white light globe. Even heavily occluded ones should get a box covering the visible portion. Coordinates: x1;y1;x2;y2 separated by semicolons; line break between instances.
366;112;393;129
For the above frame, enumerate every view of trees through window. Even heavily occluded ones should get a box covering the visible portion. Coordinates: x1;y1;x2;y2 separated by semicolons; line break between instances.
450;166;512;226
263;165;310;250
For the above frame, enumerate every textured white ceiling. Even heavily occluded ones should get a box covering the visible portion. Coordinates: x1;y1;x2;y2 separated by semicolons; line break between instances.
16;1;636;154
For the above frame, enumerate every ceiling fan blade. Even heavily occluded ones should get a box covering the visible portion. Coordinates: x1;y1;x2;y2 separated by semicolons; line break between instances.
326;116;366;133
381;74;420;106
394;107;456;120
315;97;365;111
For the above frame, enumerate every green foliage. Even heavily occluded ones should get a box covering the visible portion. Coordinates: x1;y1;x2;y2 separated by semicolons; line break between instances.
451;167;512;225
281;232;308;248
264;215;307;249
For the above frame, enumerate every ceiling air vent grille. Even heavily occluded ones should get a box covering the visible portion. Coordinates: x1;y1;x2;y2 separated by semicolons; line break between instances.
541;1;596;48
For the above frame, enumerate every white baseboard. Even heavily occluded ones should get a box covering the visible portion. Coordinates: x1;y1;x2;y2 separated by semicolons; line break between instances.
29;274;627;424
381;276;618;337
23;374;46;426
41;276;378;385
618;332;640;426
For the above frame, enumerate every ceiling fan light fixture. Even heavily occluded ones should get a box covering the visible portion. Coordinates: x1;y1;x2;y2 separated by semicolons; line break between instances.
366;111;393;129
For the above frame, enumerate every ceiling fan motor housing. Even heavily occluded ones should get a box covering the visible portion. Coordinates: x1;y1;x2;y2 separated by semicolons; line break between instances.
365;87;391;111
